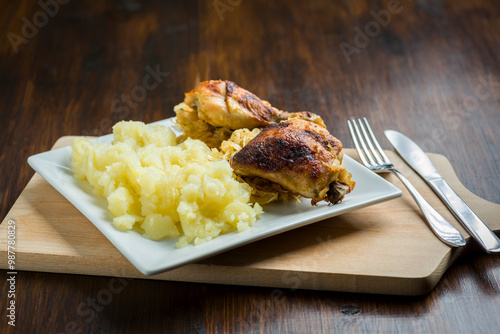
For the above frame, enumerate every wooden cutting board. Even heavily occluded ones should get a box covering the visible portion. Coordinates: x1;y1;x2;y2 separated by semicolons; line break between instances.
1;137;499;295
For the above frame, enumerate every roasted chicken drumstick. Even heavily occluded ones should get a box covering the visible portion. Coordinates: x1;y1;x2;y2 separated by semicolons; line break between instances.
230;118;355;205
175;80;324;147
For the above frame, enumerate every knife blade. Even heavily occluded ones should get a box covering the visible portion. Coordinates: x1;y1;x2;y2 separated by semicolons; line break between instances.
384;130;500;253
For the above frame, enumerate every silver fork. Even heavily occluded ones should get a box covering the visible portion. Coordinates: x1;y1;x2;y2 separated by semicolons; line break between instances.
348;118;466;247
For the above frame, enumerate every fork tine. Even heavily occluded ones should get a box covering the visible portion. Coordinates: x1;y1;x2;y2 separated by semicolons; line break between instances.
348;119;376;166
357;118;385;165
361;118;391;164
348;120;369;166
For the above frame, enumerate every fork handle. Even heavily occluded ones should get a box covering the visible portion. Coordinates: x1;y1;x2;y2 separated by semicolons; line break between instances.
388;168;466;247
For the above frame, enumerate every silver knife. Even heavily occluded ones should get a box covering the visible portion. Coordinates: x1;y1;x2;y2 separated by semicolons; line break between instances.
385;130;500;253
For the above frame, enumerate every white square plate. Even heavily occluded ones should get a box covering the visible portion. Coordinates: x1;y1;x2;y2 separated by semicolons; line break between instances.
28;118;402;275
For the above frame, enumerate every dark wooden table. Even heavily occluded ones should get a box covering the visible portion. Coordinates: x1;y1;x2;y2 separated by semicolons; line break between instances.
1;0;499;332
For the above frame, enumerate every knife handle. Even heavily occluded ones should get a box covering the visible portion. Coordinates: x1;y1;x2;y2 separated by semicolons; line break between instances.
428;178;500;253
389;168;466;247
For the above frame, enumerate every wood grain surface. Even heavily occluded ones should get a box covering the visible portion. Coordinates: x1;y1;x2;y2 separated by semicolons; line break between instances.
1;0;499;333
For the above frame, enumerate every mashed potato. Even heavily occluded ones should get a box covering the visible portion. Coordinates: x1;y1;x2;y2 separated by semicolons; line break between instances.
71;121;262;247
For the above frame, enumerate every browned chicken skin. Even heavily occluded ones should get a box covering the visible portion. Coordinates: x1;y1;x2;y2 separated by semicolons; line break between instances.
185;80;280;129
230;118;355;205
174;80;325;147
